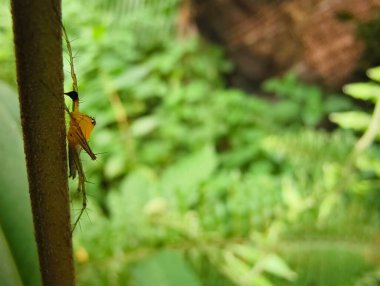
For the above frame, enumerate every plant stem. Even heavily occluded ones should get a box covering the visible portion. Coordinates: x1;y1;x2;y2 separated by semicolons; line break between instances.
11;0;75;285
353;96;380;157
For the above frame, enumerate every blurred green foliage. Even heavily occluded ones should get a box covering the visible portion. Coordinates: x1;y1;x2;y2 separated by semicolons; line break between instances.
1;0;380;285
0;83;41;286
0;0;15;86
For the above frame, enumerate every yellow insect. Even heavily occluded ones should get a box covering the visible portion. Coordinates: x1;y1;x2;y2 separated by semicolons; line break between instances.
60;19;97;232
63;90;97;232
65;91;96;165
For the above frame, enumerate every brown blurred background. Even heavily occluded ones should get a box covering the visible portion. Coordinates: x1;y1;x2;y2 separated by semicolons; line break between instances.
180;0;380;90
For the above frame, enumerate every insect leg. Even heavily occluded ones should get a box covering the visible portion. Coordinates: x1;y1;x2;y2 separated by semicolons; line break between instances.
70;147;87;233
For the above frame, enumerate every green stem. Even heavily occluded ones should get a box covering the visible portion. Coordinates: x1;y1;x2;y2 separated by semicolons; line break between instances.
353;96;380;157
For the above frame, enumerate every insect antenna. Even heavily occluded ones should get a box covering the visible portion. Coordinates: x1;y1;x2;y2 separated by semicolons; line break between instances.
51;6;79;94
94;151;109;156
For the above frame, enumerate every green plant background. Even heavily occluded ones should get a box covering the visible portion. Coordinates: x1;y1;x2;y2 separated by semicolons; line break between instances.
1;0;380;285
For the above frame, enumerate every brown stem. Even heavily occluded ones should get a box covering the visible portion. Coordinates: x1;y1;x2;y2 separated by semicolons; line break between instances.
11;0;75;285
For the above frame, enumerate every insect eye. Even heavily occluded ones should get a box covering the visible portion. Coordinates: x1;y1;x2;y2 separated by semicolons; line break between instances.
91;118;96;126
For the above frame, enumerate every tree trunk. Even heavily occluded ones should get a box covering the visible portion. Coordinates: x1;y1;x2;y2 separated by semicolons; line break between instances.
11;0;75;285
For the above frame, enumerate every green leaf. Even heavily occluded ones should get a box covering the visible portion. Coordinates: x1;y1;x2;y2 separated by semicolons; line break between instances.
132;250;202;286
104;153;126;180
0;82;19;121
131;116;158;137
0;225;23;286
222;251;274;286
0;83;41;286
323;95;353;113
229;244;260;263
223;251;251;279
109;168;155;220
318;193;340;225
261;254;297;281
343;82;380;101
160;145;217;195
112;63;152;90
282;177;302;211
329;111;371;130
367;66;380;82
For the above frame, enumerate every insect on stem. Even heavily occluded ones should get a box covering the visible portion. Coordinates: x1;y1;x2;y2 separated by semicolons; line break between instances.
52;6;97;233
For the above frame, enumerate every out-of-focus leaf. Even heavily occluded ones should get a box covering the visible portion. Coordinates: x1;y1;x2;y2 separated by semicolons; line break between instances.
271;101;299;123
318;193;340;225
0;82;18;121
104;153;126;180
0;83;41;286
343;83;380;102
229;244;260;263
131;116;158;137
132;250;202;286
249;275;273;286
261;254;297;281
108;168;156;228
223;251;251;279
282;177;302;211
222;251;274;286
329;111;371;130
324;96;353;113
0;226;23;286
160;145;217;195
112;64;152;90
367;66;380;82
